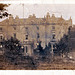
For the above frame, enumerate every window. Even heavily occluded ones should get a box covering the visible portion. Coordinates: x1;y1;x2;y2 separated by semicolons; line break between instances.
26;35;28;40
13;33;16;38
25;27;28;30
0;36;2;40
25;27;28;34
26;46;28;53
25;27;28;32
37;27;39;30
0;27;2;31
37;33;40;39
52;26;55;30
13;27;16;30
52;34;55;39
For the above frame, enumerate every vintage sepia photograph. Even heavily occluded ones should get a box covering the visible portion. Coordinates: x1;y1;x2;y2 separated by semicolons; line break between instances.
0;2;75;70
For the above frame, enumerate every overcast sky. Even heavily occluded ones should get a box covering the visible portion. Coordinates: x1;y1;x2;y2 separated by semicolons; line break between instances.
0;4;74;24
6;4;75;24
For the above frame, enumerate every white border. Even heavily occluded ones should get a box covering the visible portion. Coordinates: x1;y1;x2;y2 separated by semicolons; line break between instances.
0;70;75;75
0;0;75;75
0;0;75;4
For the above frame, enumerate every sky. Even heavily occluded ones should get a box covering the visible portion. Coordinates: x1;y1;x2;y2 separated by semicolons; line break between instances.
6;4;75;24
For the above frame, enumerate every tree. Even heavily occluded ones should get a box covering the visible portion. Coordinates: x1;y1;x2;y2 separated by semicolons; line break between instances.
0;3;10;18
4;37;23;62
34;41;43;53
56;34;69;55
33;41;45;60
0;37;38;69
44;42;51;55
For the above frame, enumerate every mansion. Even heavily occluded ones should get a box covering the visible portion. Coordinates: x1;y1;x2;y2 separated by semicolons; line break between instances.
0;12;72;56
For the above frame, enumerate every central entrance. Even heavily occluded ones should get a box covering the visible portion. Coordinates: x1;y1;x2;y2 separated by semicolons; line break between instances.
23;40;34;56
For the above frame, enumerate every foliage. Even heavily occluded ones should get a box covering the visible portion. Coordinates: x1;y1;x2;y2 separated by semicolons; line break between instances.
0;37;37;69
0;4;8;11
56;34;69;55
44;42;51;55
3;37;23;62
0;3;10;18
34;41;43;54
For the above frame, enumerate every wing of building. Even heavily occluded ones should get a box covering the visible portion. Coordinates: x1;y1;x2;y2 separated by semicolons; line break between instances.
0;12;72;56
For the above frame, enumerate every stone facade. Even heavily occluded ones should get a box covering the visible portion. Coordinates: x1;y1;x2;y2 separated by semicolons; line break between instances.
0;12;72;56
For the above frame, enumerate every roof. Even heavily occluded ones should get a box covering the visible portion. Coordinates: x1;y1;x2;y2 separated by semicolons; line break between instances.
0;14;72;26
